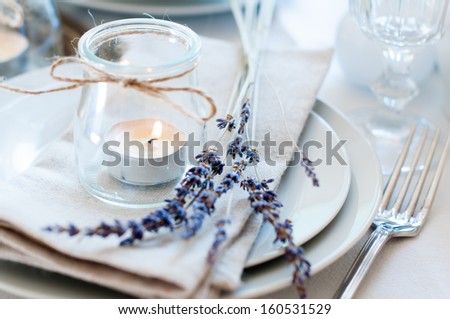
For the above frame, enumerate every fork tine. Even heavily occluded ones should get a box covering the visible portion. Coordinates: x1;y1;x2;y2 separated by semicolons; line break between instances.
415;134;450;222
404;129;441;219
379;124;417;212
391;126;429;215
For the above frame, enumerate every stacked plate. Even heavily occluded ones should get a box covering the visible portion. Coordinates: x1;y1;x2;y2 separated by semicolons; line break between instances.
55;0;231;16
233;101;382;297
0;62;382;298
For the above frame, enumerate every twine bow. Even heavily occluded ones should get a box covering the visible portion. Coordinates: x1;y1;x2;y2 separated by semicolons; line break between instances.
0;56;217;122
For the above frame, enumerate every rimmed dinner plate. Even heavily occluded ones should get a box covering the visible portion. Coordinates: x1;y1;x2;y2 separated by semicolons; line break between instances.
56;0;230;17
227;100;383;298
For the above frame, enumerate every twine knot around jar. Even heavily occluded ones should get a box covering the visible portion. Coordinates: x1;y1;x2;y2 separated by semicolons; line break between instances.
121;78;140;89
0;56;217;122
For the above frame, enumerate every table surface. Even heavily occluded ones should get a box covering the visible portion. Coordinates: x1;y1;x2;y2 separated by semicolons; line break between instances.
2;0;450;299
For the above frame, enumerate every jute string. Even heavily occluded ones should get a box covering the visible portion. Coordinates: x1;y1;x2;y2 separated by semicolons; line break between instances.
0;56;217;122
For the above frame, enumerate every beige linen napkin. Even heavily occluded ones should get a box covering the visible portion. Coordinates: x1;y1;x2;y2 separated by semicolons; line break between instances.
0;37;332;298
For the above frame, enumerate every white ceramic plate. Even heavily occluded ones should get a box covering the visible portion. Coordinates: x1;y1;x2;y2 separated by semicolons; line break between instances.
246;111;351;266
227;100;383;298
56;0;230;17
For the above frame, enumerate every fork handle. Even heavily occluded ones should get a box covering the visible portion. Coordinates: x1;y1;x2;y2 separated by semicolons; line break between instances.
333;226;392;299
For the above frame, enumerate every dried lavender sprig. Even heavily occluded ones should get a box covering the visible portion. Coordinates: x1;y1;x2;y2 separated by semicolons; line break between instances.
44;224;81;237
140;145;229;240
227;136;244;159
45;147;219;242
207;218;231;264
285;243;311;299
216;114;236;132
238;100;251;134
301;157;319;187
46;143;230;244
240;177;311;298
183;160;246;239
44;209;176;246
183;190;216;238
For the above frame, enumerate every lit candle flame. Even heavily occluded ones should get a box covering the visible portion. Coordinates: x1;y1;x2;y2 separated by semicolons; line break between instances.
152;120;163;138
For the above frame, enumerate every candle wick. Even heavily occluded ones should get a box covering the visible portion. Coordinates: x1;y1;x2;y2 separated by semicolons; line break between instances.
148;138;158;144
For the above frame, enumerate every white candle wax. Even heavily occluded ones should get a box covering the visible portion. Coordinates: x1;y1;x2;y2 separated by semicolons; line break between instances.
0;29;28;63
104;118;187;185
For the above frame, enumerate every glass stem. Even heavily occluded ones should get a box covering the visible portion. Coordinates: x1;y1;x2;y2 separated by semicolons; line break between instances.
383;47;414;78
371;46;419;112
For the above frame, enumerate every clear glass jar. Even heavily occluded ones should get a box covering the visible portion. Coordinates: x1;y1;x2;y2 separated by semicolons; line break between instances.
75;18;204;208
20;0;63;70
0;0;62;77
0;0;28;77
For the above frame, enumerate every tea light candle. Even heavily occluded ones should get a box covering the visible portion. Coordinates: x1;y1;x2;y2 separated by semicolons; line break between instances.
104;118;187;185
0;29;28;64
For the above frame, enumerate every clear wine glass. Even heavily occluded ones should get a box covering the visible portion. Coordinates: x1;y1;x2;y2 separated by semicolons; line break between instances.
349;0;449;172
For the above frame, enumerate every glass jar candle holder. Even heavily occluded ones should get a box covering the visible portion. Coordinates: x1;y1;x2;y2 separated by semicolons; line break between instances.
0;0;28;77
0;0;62;78
75;18;206;208
21;0;63;71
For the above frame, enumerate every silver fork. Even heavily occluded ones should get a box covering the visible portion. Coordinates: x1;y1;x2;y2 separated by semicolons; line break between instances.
333;124;450;299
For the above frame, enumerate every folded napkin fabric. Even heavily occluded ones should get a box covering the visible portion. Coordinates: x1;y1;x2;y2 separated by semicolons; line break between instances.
0;37;332;298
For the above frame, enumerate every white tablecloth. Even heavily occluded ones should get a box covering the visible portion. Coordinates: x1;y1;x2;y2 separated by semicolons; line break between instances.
2;0;449;299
